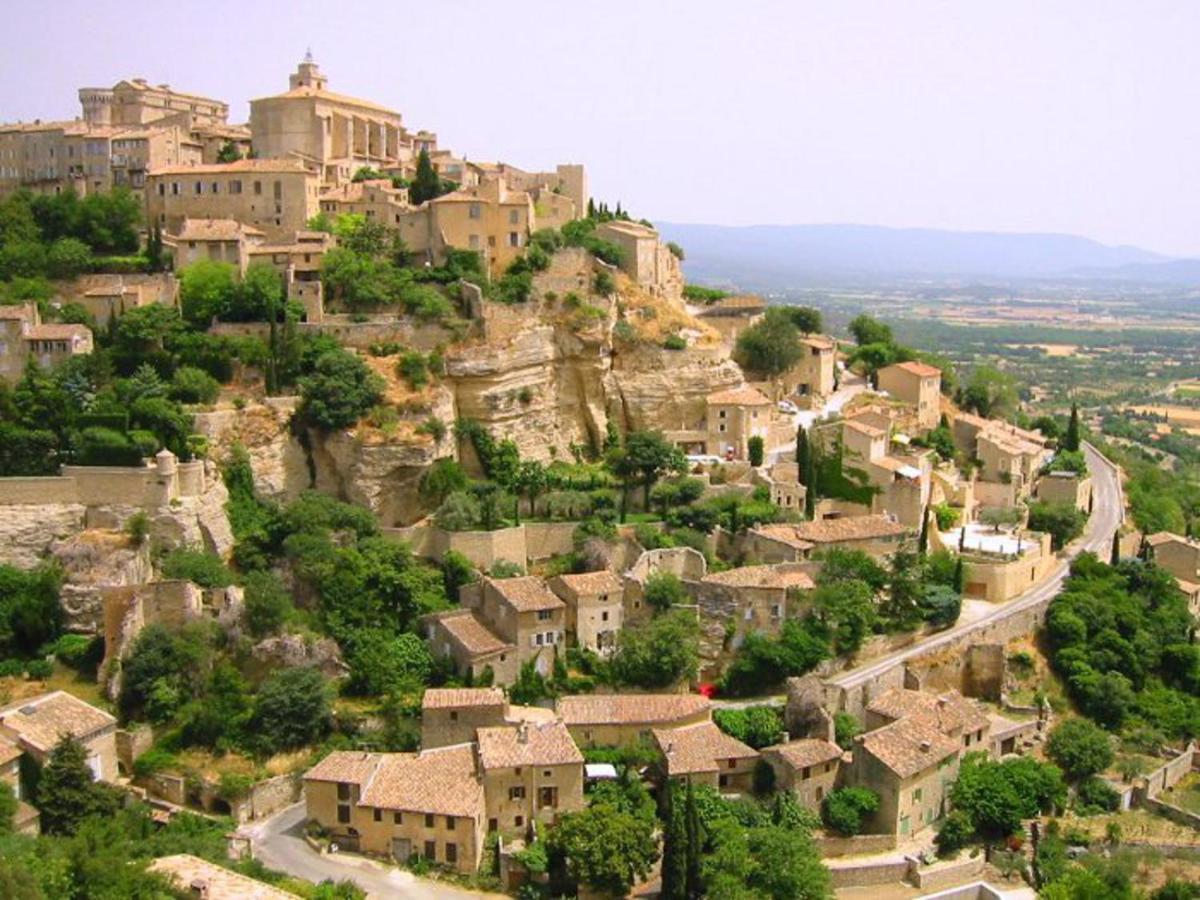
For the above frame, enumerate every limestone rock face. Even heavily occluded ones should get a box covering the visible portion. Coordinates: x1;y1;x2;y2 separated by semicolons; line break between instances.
608;343;744;433
49;530;154;633
250;633;347;678
193;400;309;503
0;505;86;568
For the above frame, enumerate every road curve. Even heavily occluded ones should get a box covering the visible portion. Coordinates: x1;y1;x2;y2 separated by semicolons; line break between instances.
826;442;1122;692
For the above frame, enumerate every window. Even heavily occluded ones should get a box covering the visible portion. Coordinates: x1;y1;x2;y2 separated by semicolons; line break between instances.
469;203;481;219
535;633;544;646
508;232;520;247
194;181;202;194
211;181;219;194
254;180;262;195
913;788;923;804
515;815;524;827
337;783;351;801
509;786;526;801
273;180;282;199
802;766;811;780
425;813;435;828
157;183;165;196
727;759;737;769
373;808;382;822
445;843;457;864
489;818;498;832
449;711;458;722
469;234;480;249
719;774;728;788
509;209;519;225
488;236;496;247
337;804;351;824
445;816;455;830
601;611;609;622
718;409;727;419
394;812;402;824
423;841;436;861
538;786;558;808
537;609;552;621
171;182;180;195
230;180;242;194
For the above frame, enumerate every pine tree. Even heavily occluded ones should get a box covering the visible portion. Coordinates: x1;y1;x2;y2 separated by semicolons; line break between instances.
37;734;120;836
952;556;965;593
660;782;687;900
684;779;702;899
1110;531;1121;566
410;148;441;205
917;505;930;556
1064;401;1081;452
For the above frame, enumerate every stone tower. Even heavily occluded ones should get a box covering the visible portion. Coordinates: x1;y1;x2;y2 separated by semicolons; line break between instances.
289;49;328;91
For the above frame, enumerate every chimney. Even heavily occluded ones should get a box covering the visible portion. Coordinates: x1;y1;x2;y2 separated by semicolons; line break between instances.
920;740;932;752
517;722;529;744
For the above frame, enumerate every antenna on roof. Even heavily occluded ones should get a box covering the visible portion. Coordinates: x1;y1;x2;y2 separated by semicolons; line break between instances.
304;47;315;64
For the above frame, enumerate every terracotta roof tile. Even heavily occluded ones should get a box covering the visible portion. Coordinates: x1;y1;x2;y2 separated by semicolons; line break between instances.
435;611;513;657
557;694;710;727
422;687;506;710
859;717;959;779
790;515;908;543
25;324;90;341
867;688;990;736
174;218;265;241
150;158;312;176
550;571;624;597
476;722;583;769
303;750;382;787
748;524;815;552
149;855;298;899
889;361;942;379
844;420;888;439
358;744;484;819
488;576;564;613
701;564;814;591
763;738;843;771
707;386;771;406
0;691;115;755
653;721;757;776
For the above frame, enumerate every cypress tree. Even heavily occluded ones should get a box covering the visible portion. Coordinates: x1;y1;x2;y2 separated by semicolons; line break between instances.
952;556;965;593
587;198;596;219
917;505;930;556
1064;401;1081;452
660;781;687;900
803;436;816;519
796;424;808;470
411;148;441;205
1110;531;1120;566
684;779;702;899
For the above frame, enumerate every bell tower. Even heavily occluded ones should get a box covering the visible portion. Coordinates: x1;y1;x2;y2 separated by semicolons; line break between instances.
290;48;328;91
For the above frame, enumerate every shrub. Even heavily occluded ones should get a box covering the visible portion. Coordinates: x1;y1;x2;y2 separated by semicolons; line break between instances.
170;366;221;405
935;809;974;856
1075;776;1120;814
748;435;765;467
822;787;879;836
397;351;429;389
1046;719;1113;781
125;511;150;546
159;548;234;588
663;334;686;351
643;571;686;611
132;747;180;779
242;570;293;637
593;270;615;296
834;712;862;750
24;659;53;680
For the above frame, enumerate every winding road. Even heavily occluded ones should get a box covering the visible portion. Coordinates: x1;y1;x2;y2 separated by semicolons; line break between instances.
825;442;1123;696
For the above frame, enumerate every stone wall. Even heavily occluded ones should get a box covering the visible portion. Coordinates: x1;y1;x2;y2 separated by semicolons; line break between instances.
0;476;80;504
522;522;578;561
101;580;204;697
238;772;302;824
909;855;986;891
826;857;912;889
384;521;578;569
210;318;455;352
815;832;898;858
1142;745;1198;800
115;726;154;777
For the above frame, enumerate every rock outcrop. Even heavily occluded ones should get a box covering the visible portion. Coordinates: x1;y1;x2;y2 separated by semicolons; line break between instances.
49;530;154;633
0;505;87;568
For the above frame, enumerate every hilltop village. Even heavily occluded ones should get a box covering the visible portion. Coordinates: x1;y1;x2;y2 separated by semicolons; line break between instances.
0;60;1197;900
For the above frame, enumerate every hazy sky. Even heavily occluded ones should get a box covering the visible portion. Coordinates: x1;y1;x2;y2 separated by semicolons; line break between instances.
4;1;1198;255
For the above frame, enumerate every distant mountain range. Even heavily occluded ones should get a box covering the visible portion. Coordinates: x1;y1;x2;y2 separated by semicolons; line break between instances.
655;222;1200;288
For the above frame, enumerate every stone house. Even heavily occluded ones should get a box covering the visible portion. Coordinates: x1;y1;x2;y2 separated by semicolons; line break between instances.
1035;470;1093;512
423;178;536;275
556;694;712;749
423;609;518;686
421;688;509;749
705;386;772;461
623;546;708;624
477;721;584;837
864;689;991;755
595;219;683;300
1147;532;1200;616
547;570;624;656
759;460;807;514
849;716;961;838
760;739;843;807
171;217;266;270
745;515;909;564
695;563;815;645
149;855;297;900
318;178;411;225
0;303;94;382
0;691;119;785
304;746;486;873
146;158;320;242
77;280;160;327
877;361;942;431
653;721;759;793
785;336;837;408
696;295;766;346
468;576;566;676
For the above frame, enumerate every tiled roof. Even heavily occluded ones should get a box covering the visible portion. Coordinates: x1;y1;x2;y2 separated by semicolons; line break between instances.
1147;531;1190;547
0;741;21;767
175;218;265;241
844;420;888;439
358;744;484;819
764;738;843;771
801;336;836;350
476;722;583;769
150;855;298;899
889;361;942;379
748;524;815;552
701;564;814;591
707;386;771;406
859;717;959;779
557;693;710;727
867;688;990;736
303;750;382;787
150;158;312;176
653;721;757;776
790;515;908;543
436;611;513;657
0;691;115;755
25;324;90;341
422;687;506;710
698;295;766;316
257;85;400;116
551;571;624;597
488;576;564;613
0;306;33;320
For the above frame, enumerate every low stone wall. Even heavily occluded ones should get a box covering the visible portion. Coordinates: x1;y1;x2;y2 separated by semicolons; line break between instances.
1142;745;1197;799
0;476;79;504
825;857;912;889
384;521;577;569
816;832;898;858
210;318;455;352
910;854;985;891
1142;796;1200;831
115;726;154;776
523;521;577;561
237;773;302;824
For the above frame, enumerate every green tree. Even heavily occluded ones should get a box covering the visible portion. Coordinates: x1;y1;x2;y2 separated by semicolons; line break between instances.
435;491;481;531
36;734;122;835
1064;401;1081;452
959;365;1019;420
811;580;876;654
644;571;687;612
1046;719;1113;781
299;349;385;430
0;562;63;658
734;307;805;376
747;435;764;467
623;430;687;510
216;140;242;163
242;570;292;637
419;458;469;507
46;236;93;278
251;666;332;754
0;781;16;834
659;781;688;900
822;787;879;836
1028;501;1086;550
548;803;658;898
847;314;892;347
179;259;237;328
611;609;699;688
410;149;444;205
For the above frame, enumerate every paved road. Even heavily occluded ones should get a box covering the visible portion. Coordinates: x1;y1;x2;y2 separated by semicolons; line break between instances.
248;803;504;900
768;371;870;464
826;442;1123;694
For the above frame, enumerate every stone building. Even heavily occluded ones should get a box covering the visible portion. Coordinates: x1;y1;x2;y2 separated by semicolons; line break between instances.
784;336;837;408
477;721;584;836
595;219;683;299
653;720;759;792
877;361;942;431
421;688;509;750
556;694;712;749
423;609;518;686
745;515;909;563
149;855;297;900
0;690;119;784
547;570;624;655
1147;532;1200;616
250;56;412;186
468;576;565;675
0;303;93;382
864;689;991;755
1035;470;1093;512
695;564;814;647
146;158;320;241
703;385;772;460
760;739;843;807
696;295;766;346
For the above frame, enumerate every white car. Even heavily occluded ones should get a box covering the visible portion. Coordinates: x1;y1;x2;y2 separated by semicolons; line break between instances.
777;400;799;414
